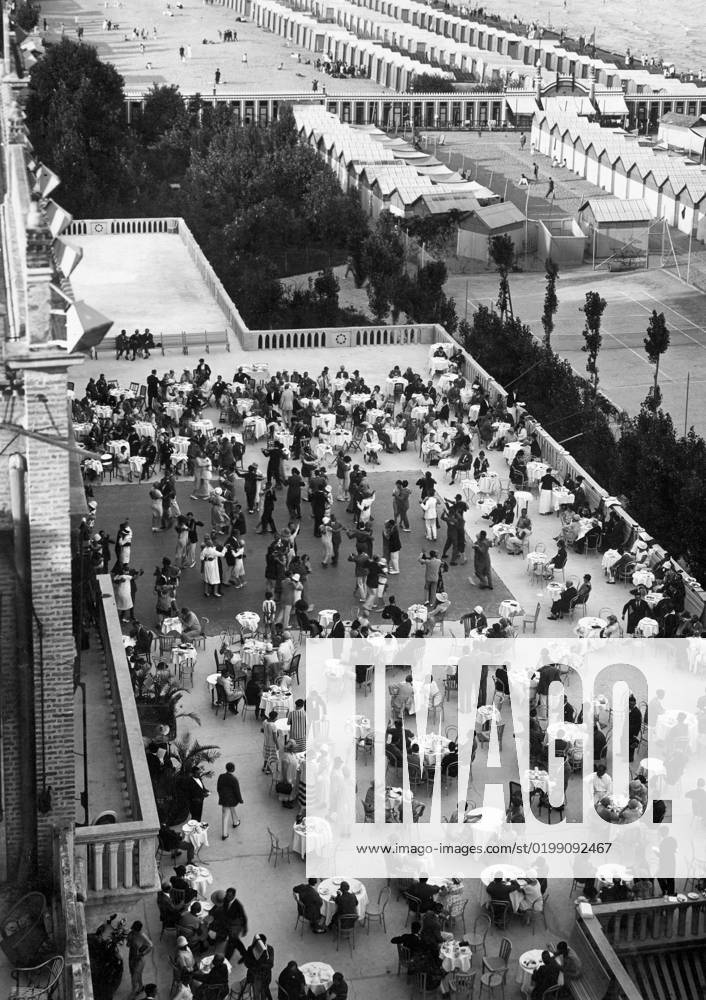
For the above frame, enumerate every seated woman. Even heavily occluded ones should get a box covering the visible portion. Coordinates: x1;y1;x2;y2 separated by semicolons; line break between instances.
505;509;532;554
509;449;527;486
600;614;621;638
362;426;383;464
424;592;451;634
544;539;568;579
488;501;506;526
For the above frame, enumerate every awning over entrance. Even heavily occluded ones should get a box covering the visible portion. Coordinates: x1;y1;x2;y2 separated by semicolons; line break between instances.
65;300;113;353
506;94;539;115
596;93;630;116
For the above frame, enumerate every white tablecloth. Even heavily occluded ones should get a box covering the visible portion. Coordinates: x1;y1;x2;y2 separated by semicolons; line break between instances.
596;864;633;885
300;963;334;996
107;438;129;456
480;864;526;885
291;817;333;859
184;864;213;898
632;569;655;589
499;599;524;618
171;645;196;669
387;426;406;448
635;617;659;638
128;456;145;475
545;722;587;745
259;689;293;716
526;769;551;794
440;942;474;973
526;461;549;483
236;612;259;633
477;473;500;495
430;357;450;373
408;604;428;623
552;488;575;510
189;419;214;435
350;393;370;406
165;403;184;422
418;734;451;764
655;710;697;748
73;422;91;438
411;405;429;421
476;704;501;731
318;878;368;925
503;441;524;464
182;821;209;852
516;950;545;996
575;616;606;638
172;435;190;456
312;413;336;432
244;416;267;438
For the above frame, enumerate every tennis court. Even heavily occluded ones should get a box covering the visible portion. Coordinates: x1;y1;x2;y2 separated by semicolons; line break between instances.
448;266;706;436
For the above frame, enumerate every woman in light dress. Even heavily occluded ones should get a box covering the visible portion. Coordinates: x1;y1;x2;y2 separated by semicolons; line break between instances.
113;564;134;622
320;517;334;566
421;494;438;540
262;710;279;774
149;485;163;533
115;520;132;567
192;455;212;501
276;741;300;808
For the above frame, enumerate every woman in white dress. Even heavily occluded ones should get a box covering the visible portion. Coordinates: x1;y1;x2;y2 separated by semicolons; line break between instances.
200;534;226;598
113;564;134;621
192;455;212;501
149;485;163;533
320;517;334;566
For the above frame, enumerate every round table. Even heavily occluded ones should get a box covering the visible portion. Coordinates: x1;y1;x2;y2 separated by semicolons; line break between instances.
545;722;587;745
526;461;549;483
516;950;545;996
642;590;662;608
635;617;659;638
318;878;368;925
440;941;474;973
184;864;213;898
639;757;666;778
596;863;633;886
499;599;524;619
240;640;266;667
417;734;451;764
351;715;371;739
171;644;196;673
575;616;606;638
298;963;334;996
291;817;333;859
236;612;259;633
199;955;232;976
514;489;533;510
632;569;655;589
430;356;450;373
526;551;549;570
464;807;504;830
182;820;209;854
546;582;563;602
480;864;526;885
206;672;220;703
259;688;293;716
318;609;337;630
477;474;500;495
525;768;551;794
655;710;697;748
476;704;501;732
408;604;428;624
552;488;575;510
387;426;406;448
503;441;524;464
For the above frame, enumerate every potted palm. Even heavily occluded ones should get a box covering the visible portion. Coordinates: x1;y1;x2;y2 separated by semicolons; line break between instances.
152;732;221;826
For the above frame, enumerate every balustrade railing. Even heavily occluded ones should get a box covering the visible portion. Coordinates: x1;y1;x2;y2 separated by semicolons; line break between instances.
74;575;159;897
593;896;706;952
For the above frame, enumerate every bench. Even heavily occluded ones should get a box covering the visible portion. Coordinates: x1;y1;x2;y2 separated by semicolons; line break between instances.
94;330;231;358
566;922;612;1000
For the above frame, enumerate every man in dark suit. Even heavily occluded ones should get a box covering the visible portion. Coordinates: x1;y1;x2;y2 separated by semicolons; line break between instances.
330;881;358;929
294;878;326;932
191;952;229;999
182;767;209;821
329;612;346;639
485;876;513;906
216;762;243;840
531;951;561;998
409;878;442;913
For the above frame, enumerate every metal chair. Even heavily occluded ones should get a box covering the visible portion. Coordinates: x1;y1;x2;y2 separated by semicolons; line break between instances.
362;665;374;696
293;891;307;937
541;987;563;1000
336;915;357;954
267;827;291;867
410;972;430;999
522;602;541;633
362;798;375;823
485;899;510;929
465;913;491;959
287;653;301;685
527;895;548;932
363;886;391;933
478;973;506;1000
453;971;478;999
440;897;468;935
192;616;209;650
482;938;512;980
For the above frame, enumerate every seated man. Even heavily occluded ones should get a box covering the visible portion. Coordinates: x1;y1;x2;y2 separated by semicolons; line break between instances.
216;670;244;715
547;582;578;620
595;796;617;823
170;865;198;904
409;878;442;914
157;881;185;926
177;901;209;950
190;952;229;999
330;881;358;929
440;741;458;776
180;606;202;642
294;878;326;933
424;592;450;633
530;952;561;999
158;823;195;863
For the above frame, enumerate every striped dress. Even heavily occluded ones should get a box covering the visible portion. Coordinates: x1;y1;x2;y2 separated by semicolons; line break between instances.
287;708;307;752
262;720;279;771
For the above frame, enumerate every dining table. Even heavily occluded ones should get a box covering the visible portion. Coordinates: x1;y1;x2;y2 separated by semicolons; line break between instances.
243;415;267;439
417;733;451;764
184;864;213;899
317;877;368;925
480;863;526;885
526;461;549;483
525;768;552;794
499;599;524;619
439;941;474;974
475;704;501;732
632;568;655;589
299;962;334;996
596;863;633;887
181;820;209;855
107;438;129;456
240;639;266;667
312;412;336;432
575;616;607;638
552;487;575;510
290;817;333;859
634;617;659;638
544;722;587;746
259;687;293;716
655;710;698;748
94;404;113;419
198;955;232;976
236;611;260;634
464;807;505;830
318;609;337;630
516;950;546;996
503;441;525;464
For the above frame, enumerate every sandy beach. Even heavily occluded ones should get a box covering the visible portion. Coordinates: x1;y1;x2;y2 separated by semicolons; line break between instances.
474;0;705;73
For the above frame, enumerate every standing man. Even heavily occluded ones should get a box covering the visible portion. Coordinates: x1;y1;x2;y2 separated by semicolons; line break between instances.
215;67;221;84
147;368;161;410
126;921;153;999
217;762;243;840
